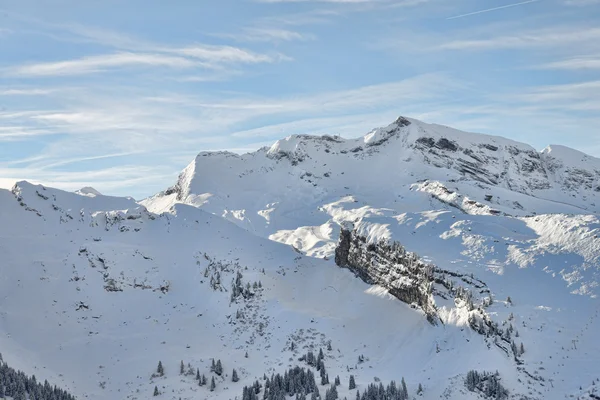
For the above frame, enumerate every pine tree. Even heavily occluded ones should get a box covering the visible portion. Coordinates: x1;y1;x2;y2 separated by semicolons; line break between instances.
349;375;356;390
401;377;408;400
233;369;240;382
157;361;164;376
216;359;223;376
211;359;216;373
153;386;159;396
180;360;184;375
211;376;216;392
196;368;201;381
202;375;207;386
334;376;340;386
246;351;249;358
417;383;423;395
520;342;525;355
327;341;332;351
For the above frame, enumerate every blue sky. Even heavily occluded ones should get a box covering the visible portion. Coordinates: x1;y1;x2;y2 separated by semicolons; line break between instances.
0;0;599;198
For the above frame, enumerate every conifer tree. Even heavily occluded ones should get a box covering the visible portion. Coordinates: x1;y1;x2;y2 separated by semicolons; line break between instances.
153;386;159;396
157;361;164;376
211;376;216;392
196;368;200;381
349;375;356;390
233;369;240;382
180;360;184;375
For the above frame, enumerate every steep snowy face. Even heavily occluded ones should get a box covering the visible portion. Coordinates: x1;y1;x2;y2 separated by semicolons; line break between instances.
145;116;599;228
541;145;600;194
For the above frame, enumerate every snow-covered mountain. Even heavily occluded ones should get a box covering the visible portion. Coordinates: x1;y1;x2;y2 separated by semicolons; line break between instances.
1;116;599;400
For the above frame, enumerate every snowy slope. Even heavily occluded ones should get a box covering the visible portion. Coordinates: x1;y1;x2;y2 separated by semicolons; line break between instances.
0;181;528;400
2;116;600;400
141;116;600;398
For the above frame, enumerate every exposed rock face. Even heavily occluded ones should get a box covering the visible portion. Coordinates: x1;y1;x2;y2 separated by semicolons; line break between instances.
335;226;438;322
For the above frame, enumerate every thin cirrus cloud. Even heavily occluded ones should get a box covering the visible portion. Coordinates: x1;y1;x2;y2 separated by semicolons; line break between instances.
216;27;314;43
8;52;198;77
535;57;600;70
437;27;600;51
6;41;286;77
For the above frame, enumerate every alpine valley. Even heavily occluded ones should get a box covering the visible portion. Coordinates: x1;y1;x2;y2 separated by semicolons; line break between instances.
1;116;599;400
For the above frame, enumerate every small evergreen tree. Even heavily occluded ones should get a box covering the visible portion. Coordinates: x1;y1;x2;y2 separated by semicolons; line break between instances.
233;369;240;382
153;386;159;396
211;359;216;373
334;376;340;386
401;377;408;399
157;360;164;376
180;360;184;375
216;359;223;376
349;375;356;390
210;376;216;392
196;368;200;381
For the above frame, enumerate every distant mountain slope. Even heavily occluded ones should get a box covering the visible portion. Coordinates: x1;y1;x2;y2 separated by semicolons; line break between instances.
140;116;600;399
2;116;600;400
0;181;526;400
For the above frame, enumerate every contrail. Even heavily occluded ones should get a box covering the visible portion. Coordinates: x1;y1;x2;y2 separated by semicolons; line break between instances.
446;0;540;20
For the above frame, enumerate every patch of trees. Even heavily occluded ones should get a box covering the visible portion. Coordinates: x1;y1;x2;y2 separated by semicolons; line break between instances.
0;353;76;400
355;379;409;400
244;366;315;400
230;270;263;303
465;370;509;400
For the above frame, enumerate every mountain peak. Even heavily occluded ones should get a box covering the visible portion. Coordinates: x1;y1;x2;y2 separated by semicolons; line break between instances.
76;186;102;196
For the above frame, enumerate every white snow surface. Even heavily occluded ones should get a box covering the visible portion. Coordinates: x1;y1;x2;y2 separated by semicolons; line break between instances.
2;116;600;400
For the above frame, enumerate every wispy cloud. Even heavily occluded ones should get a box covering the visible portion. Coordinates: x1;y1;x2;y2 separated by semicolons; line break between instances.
535;56;600;70
0;88;55;95
170;45;286;64
216;27;314;43
8;52;198;77
438;27;600;51
446;0;541;20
